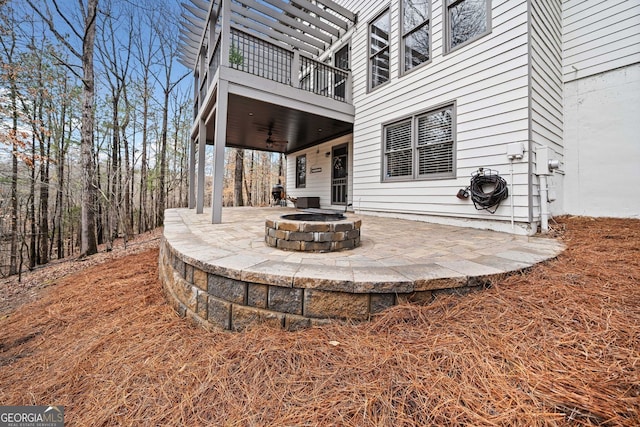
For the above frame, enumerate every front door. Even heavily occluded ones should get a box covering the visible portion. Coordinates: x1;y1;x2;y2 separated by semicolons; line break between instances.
331;144;348;205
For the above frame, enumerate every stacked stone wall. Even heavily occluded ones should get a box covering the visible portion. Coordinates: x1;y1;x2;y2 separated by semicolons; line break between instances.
159;238;488;331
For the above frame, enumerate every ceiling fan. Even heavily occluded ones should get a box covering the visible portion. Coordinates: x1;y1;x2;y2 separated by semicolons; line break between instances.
265;129;288;150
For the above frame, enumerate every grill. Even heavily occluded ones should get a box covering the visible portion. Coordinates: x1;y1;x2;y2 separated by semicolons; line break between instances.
271;183;285;206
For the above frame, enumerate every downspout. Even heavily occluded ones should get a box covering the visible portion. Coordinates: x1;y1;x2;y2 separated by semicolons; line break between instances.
506;142;525;231
526;0;534;229
510;159;515;230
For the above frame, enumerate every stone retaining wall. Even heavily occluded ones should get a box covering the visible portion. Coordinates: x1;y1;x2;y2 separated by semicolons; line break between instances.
159;238;488;331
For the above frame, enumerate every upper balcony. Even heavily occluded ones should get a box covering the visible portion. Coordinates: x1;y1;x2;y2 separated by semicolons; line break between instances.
178;0;357;154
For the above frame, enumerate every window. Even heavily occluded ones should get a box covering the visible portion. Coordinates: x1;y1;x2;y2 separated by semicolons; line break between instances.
296;155;306;188
402;0;430;72
446;0;490;51
334;44;349;100
383;104;455;180
369;8;390;90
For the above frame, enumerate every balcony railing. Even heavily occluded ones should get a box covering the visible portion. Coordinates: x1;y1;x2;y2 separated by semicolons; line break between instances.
230;29;293;86
299;55;349;102
224;28;351;103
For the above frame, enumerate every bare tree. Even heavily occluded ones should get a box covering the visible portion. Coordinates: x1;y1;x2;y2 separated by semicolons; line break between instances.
96;0;134;249
0;2;22;274
131;5;158;233
26;0;100;257
150;3;189;226
233;149;244;206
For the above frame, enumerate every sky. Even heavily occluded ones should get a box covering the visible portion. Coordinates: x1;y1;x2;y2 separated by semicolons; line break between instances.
0;0;195;162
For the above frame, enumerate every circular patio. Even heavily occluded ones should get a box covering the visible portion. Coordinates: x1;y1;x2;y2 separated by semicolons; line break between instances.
159;207;564;331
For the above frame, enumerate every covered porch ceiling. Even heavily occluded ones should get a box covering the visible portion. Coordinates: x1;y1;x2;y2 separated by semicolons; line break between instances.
206;93;353;154
178;0;357;69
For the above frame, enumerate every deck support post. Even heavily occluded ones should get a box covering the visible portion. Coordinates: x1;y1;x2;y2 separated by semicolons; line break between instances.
196;118;207;214
188;138;196;209
211;79;229;224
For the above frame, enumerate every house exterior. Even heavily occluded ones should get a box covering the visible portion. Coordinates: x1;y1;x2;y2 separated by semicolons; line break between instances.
179;0;640;235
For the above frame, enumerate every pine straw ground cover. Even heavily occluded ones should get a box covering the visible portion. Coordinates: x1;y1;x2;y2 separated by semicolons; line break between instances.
0;217;638;426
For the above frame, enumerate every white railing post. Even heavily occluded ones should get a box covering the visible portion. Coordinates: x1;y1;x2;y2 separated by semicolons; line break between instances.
220;0;231;68
194;71;200;110
291;49;300;87
345;70;353;104
207;15;216;87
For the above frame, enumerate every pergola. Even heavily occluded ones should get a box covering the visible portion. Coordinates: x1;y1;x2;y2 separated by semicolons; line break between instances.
177;0;357;224
177;0;356;69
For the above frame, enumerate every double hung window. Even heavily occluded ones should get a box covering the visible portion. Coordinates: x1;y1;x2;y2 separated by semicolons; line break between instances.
369;8;391;90
446;0;490;51
384;104;455;180
402;0;431;72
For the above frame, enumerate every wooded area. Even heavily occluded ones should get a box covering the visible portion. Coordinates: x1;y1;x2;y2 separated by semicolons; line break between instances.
0;0;284;278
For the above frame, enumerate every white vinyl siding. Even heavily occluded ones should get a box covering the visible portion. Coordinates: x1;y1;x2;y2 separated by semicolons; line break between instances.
286;136;353;209
337;0;531;224
563;0;640;82
530;0;563;220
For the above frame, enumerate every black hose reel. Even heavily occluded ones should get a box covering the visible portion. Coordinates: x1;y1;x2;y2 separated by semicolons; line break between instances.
457;168;509;214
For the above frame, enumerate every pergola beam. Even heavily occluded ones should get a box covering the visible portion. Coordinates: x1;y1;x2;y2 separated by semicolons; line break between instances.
189;0;210;13
180;22;204;39
259;0;342;38
240;0;334;45
178;51;197;66
231;13;320;57
182;2;208;21
292;0;352;29
314;0;357;23
229;2;327;51
181;12;205;30
178;0;356;70
179;33;201;51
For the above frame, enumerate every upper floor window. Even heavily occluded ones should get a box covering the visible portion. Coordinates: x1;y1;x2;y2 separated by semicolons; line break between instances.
296;155;306;188
446;0;490;51
334;44;350;100
369;8;391;90
383;104;456;181
402;0;431;73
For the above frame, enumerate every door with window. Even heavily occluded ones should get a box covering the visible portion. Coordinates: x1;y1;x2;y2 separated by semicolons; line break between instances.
331;144;348;205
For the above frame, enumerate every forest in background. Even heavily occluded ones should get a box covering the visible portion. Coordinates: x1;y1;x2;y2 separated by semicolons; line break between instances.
0;0;284;278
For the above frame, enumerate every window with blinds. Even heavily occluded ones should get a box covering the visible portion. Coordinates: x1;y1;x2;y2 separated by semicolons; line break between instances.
417;107;453;176
385;120;413;178
383;104;455;181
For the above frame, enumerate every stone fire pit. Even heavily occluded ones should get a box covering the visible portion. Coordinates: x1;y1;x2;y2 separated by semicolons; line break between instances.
265;210;361;252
